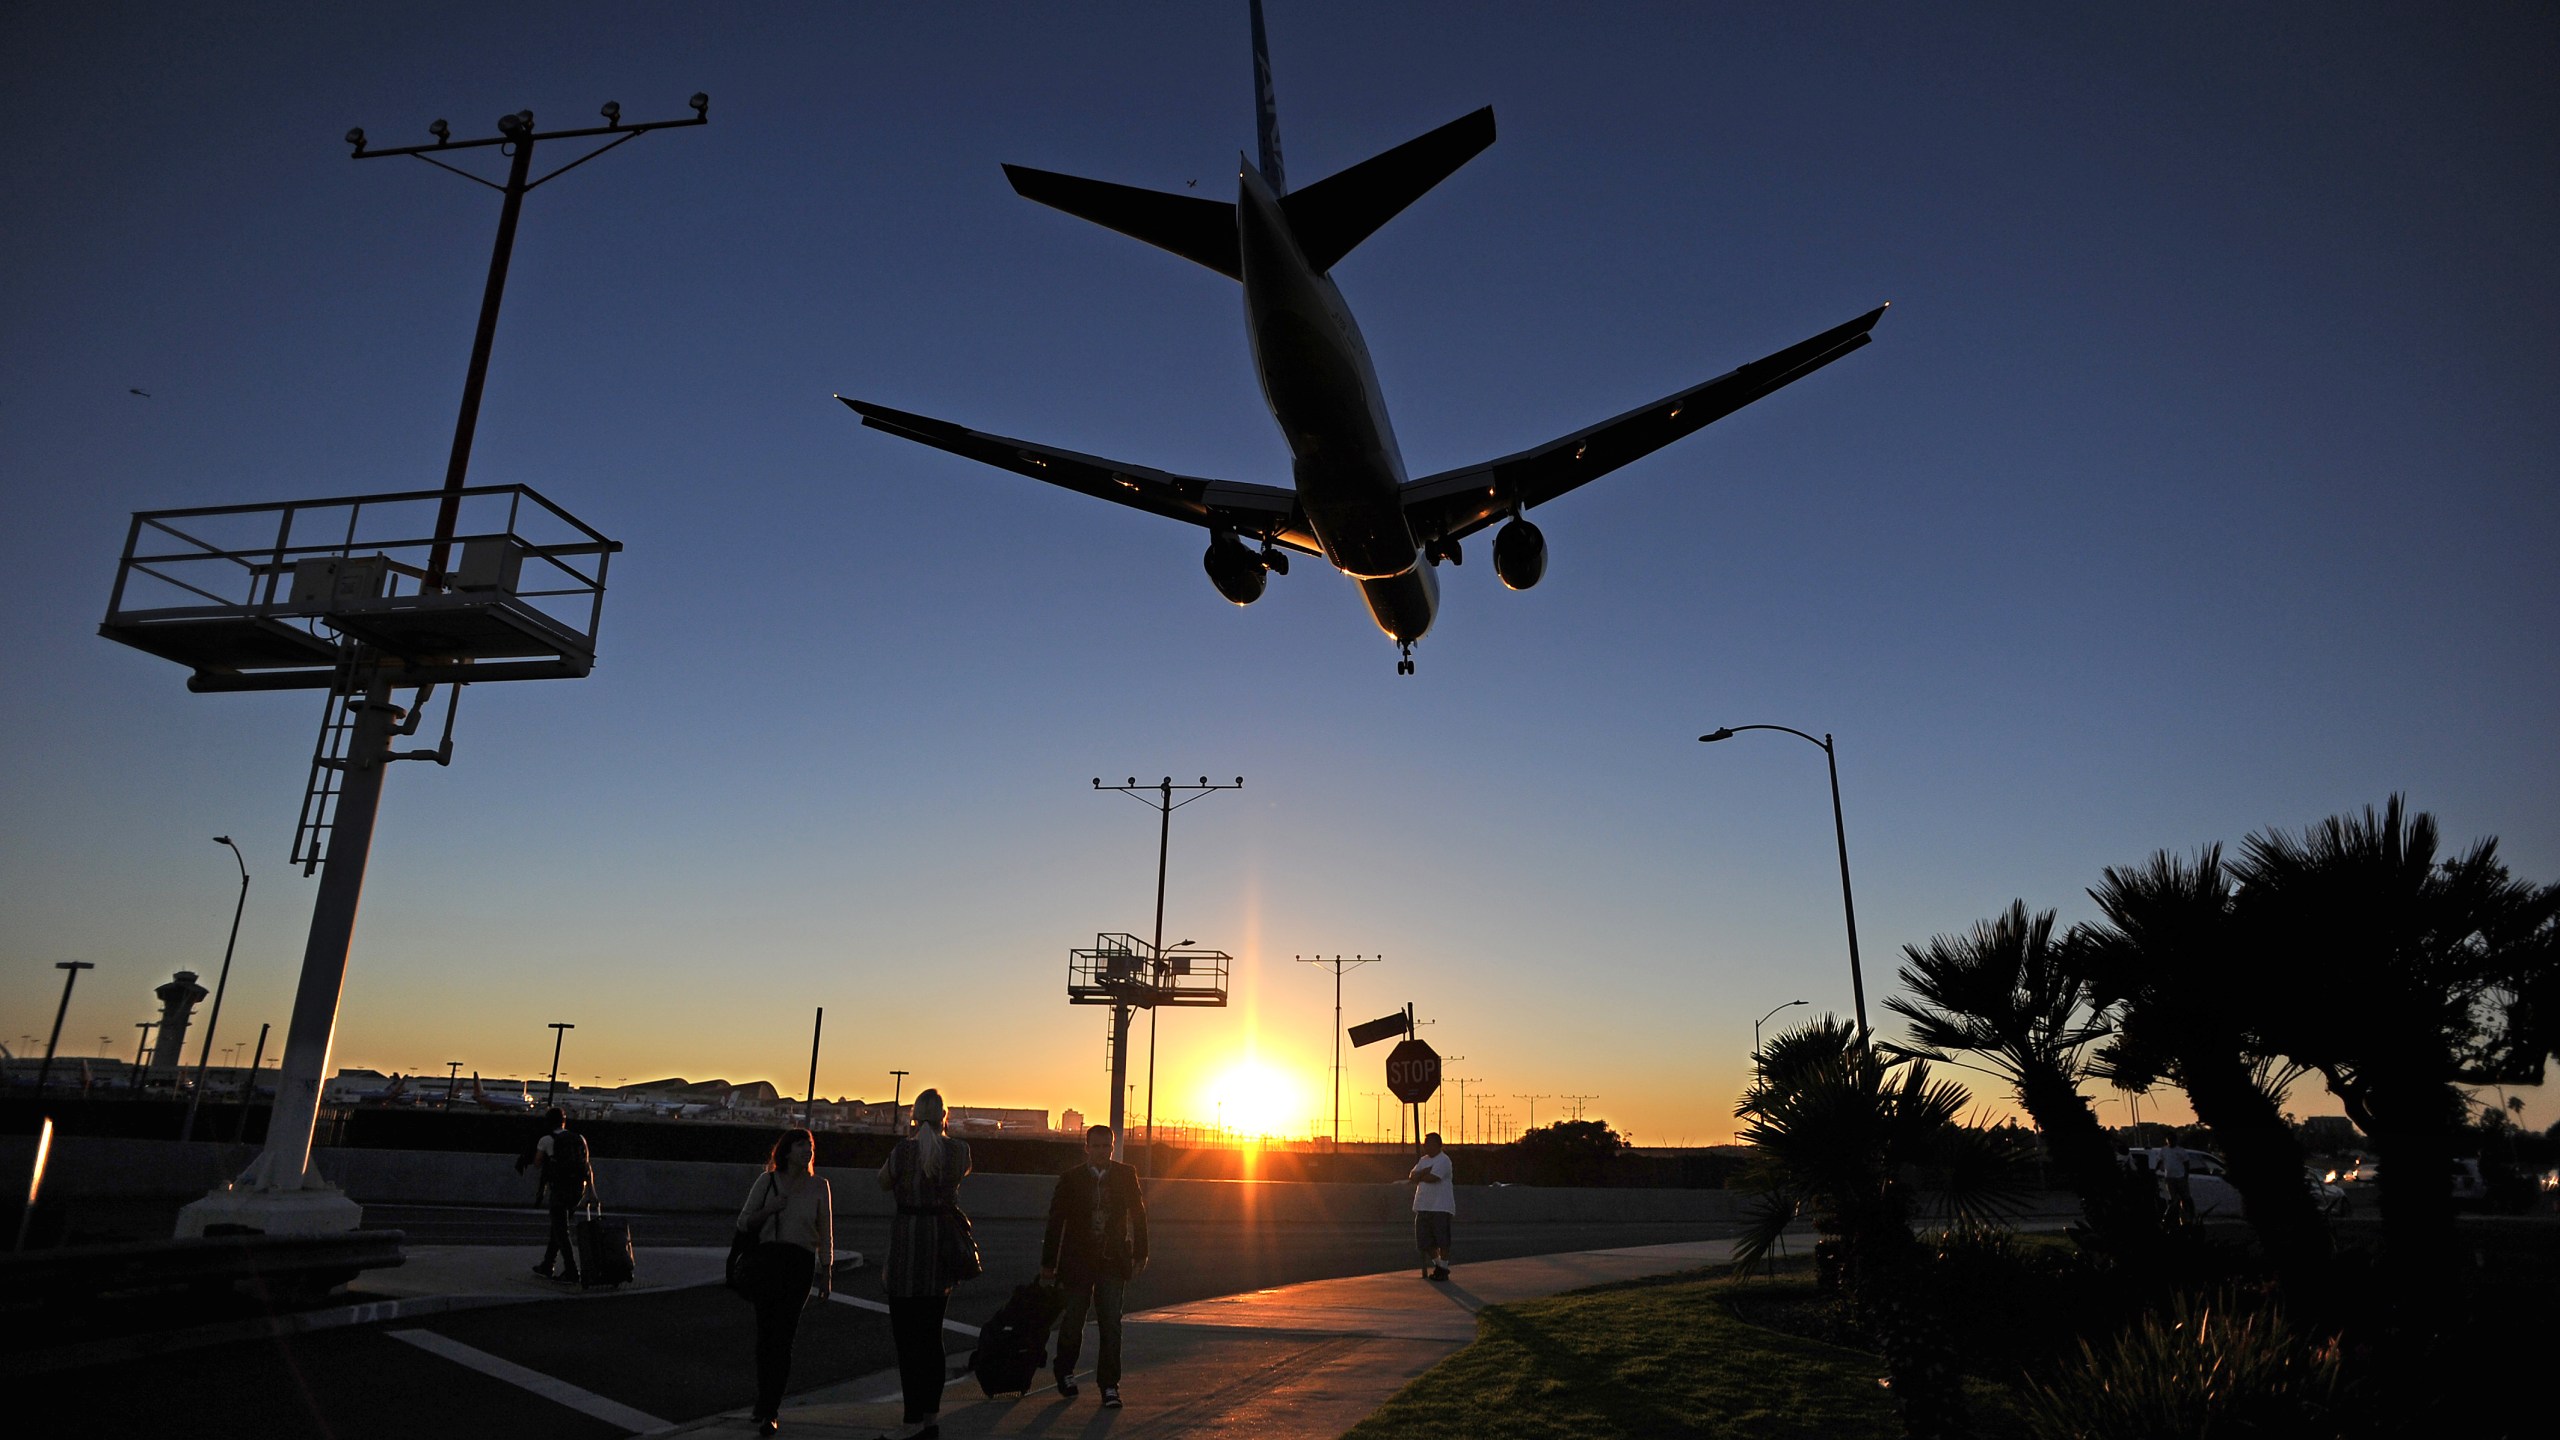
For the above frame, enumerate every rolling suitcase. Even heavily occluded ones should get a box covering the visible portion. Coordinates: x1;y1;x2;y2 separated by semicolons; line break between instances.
969;1280;1063;1396
576;1200;636;1290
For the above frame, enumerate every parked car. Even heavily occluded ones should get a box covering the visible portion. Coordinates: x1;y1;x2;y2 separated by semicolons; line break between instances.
2450;1158;2488;1208
2130;1146;2243;1218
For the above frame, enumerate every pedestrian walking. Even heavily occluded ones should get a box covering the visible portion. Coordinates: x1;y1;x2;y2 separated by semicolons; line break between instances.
1039;1123;1148;1409
2159;1146;2196;1225
879;1088;974;1440
1407;1131;1454;1280
527;1108;591;1282
736;1128;833;1437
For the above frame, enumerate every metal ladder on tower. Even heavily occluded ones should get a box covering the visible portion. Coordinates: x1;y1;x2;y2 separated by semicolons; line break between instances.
291;643;373;877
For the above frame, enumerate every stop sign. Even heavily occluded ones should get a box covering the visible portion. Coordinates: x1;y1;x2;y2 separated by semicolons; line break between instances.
1386;1038;1441;1104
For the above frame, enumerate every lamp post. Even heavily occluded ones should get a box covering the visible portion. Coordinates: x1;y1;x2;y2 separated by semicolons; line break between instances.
1700;726;1872;1040
33;962;95;1097
180;838;252;1142
1297;952;1381;1150
1753;999;1810;1083
545;1022;574;1106
889;1069;908;1133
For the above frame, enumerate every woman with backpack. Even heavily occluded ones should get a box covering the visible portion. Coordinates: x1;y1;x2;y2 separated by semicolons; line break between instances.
736;1127;833;1436
878;1088;974;1440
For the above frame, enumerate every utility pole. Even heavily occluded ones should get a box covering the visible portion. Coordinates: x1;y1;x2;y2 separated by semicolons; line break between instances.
1562;1093;1599;1122
234;1022;270;1143
1448;1075;1483;1146
802;1007;824;1128
1515;1094;1551;1134
1092;775;1240;1166
33;962;95;1097
181;836;252;1143
545;1023;574;1106
1296;953;1381;1150
1435;1055;1464;1138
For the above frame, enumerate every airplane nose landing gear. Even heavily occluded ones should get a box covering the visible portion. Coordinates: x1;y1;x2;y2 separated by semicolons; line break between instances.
1396;641;1416;675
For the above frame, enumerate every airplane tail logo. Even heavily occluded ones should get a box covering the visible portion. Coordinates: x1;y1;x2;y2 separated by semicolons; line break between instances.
1251;0;1287;192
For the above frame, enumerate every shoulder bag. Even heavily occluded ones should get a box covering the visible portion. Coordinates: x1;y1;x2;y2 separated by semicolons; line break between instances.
726;1173;773;1299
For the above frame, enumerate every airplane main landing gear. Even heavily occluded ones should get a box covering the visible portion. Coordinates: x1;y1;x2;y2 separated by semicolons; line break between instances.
1396;642;1416;676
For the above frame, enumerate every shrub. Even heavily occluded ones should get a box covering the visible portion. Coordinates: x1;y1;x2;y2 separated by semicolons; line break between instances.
2019;1290;2344;1440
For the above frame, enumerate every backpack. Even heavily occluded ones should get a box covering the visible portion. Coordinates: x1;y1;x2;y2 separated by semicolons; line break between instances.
541;1132;592;1199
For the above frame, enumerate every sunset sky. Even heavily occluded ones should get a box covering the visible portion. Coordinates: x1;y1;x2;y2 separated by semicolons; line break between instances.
4;4;2554;1146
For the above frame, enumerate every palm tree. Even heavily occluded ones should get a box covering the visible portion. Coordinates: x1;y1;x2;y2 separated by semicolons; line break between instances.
1887;901;2158;1263
2232;797;2560;1324
1736;1018;2016;1440
2079;845;2334;1313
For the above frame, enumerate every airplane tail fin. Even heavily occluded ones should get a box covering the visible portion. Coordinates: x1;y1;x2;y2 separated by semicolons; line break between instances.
1279;107;1494;272
1250;0;1286;192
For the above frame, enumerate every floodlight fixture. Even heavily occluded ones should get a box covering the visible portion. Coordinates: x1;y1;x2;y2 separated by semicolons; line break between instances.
689;92;709;117
344;127;366;154
599;101;620;126
428;118;448;144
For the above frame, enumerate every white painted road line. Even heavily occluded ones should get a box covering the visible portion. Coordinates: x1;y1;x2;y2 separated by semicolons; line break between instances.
388;1328;672;1435
824;1292;981;1335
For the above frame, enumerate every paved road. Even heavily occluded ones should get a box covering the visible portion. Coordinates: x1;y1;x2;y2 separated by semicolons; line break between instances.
62;1211;1740;1438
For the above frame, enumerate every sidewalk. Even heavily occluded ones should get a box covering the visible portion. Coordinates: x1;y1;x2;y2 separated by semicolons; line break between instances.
669;1238;1741;1439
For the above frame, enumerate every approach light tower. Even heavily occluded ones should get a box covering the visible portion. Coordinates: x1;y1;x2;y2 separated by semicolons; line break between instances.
1070;776;1240;1163
96;98;709;1237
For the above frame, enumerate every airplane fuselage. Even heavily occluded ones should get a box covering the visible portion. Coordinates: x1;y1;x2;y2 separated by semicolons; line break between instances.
1236;165;1438;644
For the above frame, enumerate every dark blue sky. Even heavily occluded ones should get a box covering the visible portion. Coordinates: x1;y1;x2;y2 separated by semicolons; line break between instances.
4;4;2553;1141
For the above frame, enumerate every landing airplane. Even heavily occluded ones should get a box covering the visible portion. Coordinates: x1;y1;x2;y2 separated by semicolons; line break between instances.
839;1;1884;673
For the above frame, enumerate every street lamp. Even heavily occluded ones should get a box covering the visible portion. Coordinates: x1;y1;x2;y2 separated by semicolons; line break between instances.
1700;725;1871;1040
1753;999;1809;1083
181;836;252;1142
545;1022;574;1105
34;962;95;1096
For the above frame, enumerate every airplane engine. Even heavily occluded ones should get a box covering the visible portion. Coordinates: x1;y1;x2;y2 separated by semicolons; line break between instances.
1493;517;1546;590
1204;530;1269;605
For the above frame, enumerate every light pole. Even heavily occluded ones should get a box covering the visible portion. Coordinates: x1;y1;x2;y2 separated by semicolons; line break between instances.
890;1069;908;1133
1092;775;1240;1166
1297;952;1381;1150
1448;1076;1482;1146
545;1023;574;1106
1754;999;1810;1084
1515;1094;1551;1133
179;837;253;1143
1700;726;1872;1040
33;962;95;1097
131;1021;156;1089
443;1061;465;1109
1436;1054;1465;1137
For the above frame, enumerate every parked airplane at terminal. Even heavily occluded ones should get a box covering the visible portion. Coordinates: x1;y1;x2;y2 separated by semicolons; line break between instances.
841;1;1885;673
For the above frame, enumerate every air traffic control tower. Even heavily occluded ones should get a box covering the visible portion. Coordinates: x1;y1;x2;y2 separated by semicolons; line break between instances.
97;98;706;1237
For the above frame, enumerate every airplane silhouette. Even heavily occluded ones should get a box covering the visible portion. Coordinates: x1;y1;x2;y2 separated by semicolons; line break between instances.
841;1;1884;674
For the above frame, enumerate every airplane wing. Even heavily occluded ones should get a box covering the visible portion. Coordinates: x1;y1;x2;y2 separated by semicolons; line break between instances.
1398;305;1887;545
838;397;1321;554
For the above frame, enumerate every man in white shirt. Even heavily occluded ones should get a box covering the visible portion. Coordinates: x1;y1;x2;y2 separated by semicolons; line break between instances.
1406;1132;1455;1281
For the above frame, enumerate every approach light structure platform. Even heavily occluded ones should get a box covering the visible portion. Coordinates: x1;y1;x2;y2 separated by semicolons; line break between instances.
99;483;621;692
1070;934;1232;1010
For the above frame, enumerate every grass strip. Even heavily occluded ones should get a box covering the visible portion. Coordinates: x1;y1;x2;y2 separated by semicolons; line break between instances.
1343;1268;1909;1440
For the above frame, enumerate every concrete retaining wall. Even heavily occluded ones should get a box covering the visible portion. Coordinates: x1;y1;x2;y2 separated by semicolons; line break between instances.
7;1136;2074;1226
7;1136;1757;1225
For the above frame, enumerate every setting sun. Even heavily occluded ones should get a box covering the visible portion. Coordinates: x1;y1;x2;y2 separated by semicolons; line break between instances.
1202;1058;1309;1139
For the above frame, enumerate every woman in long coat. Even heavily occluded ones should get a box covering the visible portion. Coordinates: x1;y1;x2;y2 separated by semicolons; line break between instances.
736;1128;832;1436
878;1088;972;1439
